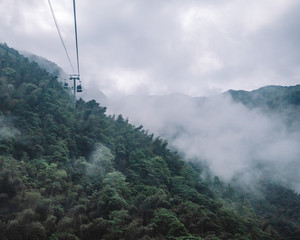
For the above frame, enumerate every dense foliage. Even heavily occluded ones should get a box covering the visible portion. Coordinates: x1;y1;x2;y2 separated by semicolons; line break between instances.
0;44;299;240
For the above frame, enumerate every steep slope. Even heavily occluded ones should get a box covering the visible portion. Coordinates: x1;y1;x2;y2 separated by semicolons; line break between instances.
0;44;298;240
21;51;68;80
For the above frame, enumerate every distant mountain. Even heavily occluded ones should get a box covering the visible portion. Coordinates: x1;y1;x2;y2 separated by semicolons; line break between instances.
227;85;300;130
21;51;108;105
227;85;300;109
21;51;69;80
80;85;108;106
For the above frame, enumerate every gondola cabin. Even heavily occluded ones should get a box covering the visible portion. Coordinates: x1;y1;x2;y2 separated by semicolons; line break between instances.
77;85;82;92
63;83;69;89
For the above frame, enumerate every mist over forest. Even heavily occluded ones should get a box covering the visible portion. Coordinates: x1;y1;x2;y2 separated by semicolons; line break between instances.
1;45;299;240
23;52;300;193
94;86;300;193
22;52;300;193
1;0;300;239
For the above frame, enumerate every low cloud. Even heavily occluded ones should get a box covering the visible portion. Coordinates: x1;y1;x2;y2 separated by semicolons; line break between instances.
105;93;300;191
0;116;20;141
86;143;115;177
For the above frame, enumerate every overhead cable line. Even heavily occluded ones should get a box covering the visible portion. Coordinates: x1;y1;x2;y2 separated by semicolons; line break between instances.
73;0;80;76
47;0;82;107
70;0;82;107
47;0;75;73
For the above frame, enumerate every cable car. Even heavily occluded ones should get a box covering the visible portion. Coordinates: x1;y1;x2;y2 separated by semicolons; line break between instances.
77;85;82;92
63;82;69;89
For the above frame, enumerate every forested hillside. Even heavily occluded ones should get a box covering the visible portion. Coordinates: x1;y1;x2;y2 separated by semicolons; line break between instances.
228;85;300;109
0;44;299;240
227;85;300;129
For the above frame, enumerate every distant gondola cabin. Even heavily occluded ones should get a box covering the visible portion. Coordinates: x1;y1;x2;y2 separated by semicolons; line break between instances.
77;85;82;92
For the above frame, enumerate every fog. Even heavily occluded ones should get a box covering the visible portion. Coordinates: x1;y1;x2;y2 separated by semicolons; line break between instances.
103;93;300;191
87;143;114;177
0;116;19;141
17;51;300;191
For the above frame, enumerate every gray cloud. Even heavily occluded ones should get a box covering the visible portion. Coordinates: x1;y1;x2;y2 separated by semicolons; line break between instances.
105;93;300;191
1;0;299;96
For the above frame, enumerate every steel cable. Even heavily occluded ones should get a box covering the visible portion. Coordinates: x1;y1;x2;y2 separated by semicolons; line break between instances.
73;0;80;76
47;0;75;73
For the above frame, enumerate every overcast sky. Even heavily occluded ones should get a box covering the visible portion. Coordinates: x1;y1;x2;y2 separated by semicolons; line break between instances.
0;0;300;96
